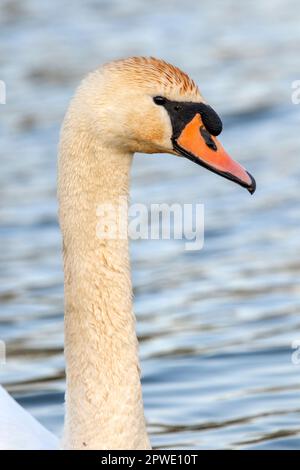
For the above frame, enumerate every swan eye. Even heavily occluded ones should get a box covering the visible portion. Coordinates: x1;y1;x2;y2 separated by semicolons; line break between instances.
153;96;166;105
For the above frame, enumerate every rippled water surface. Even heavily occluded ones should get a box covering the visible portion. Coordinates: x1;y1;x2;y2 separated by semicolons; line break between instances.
1;0;300;449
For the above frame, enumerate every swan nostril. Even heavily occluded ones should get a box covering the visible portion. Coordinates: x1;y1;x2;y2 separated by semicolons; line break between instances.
199;126;217;151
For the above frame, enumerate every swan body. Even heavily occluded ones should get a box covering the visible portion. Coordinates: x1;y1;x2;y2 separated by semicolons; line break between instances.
0;57;255;450
0;386;58;450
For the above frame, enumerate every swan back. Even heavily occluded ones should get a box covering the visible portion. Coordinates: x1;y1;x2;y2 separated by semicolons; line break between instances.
0;385;59;450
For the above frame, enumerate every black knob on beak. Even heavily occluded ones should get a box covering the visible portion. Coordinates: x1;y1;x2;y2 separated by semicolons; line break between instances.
198;103;223;136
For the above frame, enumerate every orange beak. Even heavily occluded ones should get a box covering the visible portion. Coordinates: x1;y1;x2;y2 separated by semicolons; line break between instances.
173;114;256;194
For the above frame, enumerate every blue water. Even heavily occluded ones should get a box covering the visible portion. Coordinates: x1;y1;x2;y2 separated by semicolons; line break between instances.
1;0;300;449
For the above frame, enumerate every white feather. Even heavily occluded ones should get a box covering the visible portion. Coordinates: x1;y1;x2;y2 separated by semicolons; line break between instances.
0;386;59;450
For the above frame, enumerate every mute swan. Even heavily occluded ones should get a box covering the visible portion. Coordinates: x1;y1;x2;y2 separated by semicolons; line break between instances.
0;57;255;450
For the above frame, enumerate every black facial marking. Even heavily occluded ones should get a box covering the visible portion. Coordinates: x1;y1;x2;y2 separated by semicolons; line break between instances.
153;96;223;137
200;126;217;151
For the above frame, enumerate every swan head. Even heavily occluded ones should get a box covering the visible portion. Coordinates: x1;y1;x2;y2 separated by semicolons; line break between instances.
77;57;256;194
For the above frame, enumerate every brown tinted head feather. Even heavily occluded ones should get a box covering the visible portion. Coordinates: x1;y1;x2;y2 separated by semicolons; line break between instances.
103;56;201;100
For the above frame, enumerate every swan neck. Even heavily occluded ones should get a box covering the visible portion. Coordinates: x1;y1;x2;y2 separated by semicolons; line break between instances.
58;126;150;449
